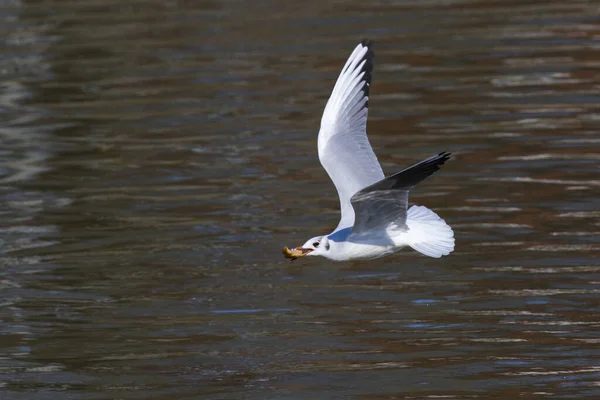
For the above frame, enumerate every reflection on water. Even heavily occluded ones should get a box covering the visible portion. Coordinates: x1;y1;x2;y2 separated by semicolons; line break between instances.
1;0;600;398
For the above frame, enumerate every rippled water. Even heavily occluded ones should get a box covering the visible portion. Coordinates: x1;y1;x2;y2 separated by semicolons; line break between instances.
1;0;600;398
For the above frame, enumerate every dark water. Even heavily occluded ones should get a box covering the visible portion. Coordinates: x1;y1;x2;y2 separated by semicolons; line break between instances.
1;0;600;398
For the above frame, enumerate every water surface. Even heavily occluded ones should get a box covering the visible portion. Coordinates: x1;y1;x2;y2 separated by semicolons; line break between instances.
1;0;600;399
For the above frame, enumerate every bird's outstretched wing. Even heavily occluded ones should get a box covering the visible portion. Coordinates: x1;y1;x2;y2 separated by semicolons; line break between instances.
350;152;451;235
318;40;384;232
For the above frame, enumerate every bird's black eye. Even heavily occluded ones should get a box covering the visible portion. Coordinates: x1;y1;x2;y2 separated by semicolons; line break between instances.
313;242;320;248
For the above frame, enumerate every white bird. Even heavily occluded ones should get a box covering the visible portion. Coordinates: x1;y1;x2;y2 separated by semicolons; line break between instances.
283;40;454;262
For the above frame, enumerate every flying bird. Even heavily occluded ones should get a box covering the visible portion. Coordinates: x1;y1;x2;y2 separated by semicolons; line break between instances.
283;40;454;261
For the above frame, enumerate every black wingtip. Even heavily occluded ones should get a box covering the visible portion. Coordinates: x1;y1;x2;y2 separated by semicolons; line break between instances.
358;151;452;193
438;151;452;163
361;38;373;48
429;152;451;170
359;39;374;107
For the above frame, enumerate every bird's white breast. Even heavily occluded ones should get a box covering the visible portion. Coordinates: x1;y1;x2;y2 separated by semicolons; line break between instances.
328;240;403;261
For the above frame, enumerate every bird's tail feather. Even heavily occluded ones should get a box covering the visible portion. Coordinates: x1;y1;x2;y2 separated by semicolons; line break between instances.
406;205;454;258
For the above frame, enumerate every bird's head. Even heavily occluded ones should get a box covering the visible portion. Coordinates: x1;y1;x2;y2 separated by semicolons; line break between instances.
283;235;330;260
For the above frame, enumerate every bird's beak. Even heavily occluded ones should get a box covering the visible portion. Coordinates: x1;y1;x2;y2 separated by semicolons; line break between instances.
282;246;313;260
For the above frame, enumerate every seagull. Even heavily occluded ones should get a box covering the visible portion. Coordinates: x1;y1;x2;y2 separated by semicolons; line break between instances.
283;40;454;262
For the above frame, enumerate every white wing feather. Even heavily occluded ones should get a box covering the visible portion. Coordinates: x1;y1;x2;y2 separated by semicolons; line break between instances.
318;41;384;232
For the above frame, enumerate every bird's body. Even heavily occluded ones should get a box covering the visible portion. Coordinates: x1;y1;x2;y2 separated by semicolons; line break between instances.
322;228;396;261
283;40;455;262
318;205;454;261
